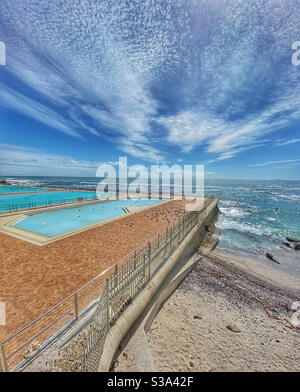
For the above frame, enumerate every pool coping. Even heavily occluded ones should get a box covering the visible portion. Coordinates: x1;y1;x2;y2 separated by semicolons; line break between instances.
0;198;173;246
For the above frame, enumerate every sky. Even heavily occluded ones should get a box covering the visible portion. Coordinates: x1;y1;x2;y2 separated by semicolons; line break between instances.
0;0;300;180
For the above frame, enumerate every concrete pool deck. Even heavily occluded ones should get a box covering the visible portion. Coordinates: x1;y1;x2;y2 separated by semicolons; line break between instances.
0;198;171;246
0;199;209;344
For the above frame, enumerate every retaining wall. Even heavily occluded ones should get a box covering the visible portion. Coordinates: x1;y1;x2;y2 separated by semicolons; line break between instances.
98;198;219;371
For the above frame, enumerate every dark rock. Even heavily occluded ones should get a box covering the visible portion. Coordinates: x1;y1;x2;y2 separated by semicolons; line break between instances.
266;253;280;264
271;308;281;313
286;237;300;243
295;244;300;251
193;315;202;320
283;242;292;248
226;324;241;333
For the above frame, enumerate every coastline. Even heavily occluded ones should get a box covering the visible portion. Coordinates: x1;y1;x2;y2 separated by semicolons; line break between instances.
114;249;300;372
210;249;300;289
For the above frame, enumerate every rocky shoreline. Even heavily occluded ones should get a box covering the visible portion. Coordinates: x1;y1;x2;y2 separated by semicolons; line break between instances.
0;179;10;185
266;237;300;266
285;237;300;251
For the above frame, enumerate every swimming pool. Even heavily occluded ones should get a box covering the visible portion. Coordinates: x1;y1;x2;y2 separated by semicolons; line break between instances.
12;198;165;236
0;190;109;212
0;185;51;194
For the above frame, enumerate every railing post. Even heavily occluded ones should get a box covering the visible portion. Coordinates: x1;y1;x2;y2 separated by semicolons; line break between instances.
158;233;160;248
106;279;110;330
74;293;79;320
148;242;151;279
0;343;8;372
166;227;168;249
114;263;118;287
143;252;146;278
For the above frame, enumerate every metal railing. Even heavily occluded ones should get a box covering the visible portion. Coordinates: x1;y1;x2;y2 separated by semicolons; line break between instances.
0;197;215;372
2;194;101;213
79;197;216;372
1;184;99;193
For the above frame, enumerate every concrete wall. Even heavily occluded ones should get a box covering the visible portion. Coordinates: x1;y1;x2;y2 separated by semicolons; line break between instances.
98;198;219;372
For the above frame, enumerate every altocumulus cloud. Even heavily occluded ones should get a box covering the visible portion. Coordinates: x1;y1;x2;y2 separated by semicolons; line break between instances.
0;0;299;162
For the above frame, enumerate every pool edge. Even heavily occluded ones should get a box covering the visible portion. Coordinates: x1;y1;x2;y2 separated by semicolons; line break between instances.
0;199;174;246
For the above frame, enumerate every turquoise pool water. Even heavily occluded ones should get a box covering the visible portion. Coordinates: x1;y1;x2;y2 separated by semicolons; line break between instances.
0;185;51;194
0;191;108;212
13;198;165;236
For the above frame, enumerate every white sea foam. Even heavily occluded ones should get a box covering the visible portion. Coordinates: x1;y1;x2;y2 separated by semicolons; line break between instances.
216;216;265;236
220;207;250;218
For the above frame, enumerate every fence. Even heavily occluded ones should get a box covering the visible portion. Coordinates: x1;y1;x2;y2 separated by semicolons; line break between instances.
2;184;99;193
0;197;215;372
3;194;100;213
78;198;215;372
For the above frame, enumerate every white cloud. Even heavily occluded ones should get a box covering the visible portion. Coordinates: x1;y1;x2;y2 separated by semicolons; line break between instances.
0;0;299;164
0;0;176;161
0;143;102;176
0;85;83;139
159;93;300;160
249;159;300;168
276;138;300;146
120;140;163;162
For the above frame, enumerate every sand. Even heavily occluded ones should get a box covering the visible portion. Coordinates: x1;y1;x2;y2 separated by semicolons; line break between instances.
114;250;300;372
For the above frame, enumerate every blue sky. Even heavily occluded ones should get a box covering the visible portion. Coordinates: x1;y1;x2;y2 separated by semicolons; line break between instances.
0;0;299;179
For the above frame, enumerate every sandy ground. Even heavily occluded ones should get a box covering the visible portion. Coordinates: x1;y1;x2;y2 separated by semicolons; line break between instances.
114;250;300;372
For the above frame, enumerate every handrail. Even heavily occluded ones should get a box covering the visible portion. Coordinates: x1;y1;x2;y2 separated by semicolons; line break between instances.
3;194;100;213
78;197;216;371
0;196;216;371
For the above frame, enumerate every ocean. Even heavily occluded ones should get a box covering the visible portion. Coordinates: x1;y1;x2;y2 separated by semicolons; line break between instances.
3;176;300;278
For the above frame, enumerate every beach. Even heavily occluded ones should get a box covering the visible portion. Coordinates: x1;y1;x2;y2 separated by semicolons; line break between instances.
114;249;300;372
